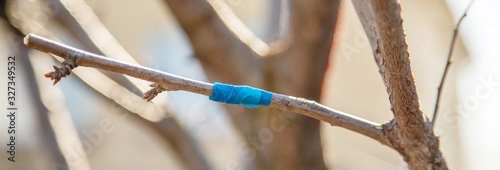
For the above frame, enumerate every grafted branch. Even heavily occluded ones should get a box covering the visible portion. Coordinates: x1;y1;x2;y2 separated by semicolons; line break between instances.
24;33;391;147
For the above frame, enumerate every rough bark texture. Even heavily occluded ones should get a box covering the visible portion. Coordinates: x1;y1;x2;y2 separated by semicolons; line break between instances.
353;0;448;169
163;0;338;169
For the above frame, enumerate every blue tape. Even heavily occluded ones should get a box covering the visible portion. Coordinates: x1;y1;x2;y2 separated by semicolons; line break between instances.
209;82;272;108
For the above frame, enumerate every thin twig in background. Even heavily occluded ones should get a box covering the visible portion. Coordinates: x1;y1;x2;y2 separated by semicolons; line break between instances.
208;0;288;57
24;33;391;146
432;0;475;126
30;52;92;170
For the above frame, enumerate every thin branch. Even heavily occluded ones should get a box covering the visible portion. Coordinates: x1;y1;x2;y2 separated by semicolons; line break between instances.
432;0;475;126
24;33;391;146
269;93;390;145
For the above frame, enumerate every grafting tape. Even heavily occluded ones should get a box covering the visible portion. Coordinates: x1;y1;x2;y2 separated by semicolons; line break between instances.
209;82;272;108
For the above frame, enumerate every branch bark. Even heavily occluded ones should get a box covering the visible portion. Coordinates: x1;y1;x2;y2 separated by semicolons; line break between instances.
353;0;447;169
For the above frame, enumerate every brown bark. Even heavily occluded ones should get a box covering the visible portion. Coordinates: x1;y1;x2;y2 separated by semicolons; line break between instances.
353;0;448;169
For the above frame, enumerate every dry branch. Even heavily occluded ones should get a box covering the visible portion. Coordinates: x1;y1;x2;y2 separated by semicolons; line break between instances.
24;33;391;146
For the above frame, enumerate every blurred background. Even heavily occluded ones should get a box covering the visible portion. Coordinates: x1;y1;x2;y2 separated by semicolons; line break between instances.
0;0;499;169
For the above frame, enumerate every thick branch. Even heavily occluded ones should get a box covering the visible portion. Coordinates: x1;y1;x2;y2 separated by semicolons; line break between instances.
372;0;426;138
353;0;448;169
24;33;390;146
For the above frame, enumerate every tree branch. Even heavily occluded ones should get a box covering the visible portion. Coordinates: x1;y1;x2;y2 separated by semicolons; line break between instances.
24;33;391;146
432;0;475;126
162;0;259;84
353;0;448;169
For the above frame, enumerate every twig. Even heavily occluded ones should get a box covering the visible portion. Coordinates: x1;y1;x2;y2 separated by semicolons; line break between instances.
432;0;475;126
24;33;390;146
355;0;448;169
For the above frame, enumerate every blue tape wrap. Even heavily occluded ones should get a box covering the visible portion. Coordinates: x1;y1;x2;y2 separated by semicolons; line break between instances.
209;82;272;108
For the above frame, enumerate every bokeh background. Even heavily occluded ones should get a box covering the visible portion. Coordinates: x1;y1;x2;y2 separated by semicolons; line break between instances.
0;0;499;169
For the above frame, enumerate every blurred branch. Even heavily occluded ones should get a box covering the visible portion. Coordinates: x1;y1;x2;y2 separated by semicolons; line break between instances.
432;0;475;126
266;0;340;169
353;0;447;169
2;23;70;170
210;0;288;57
208;0;272;56
1;2;85;168
30;51;92;170
277;0;339;99
162;0;259;84
24;34;391;146
351;0;380;67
